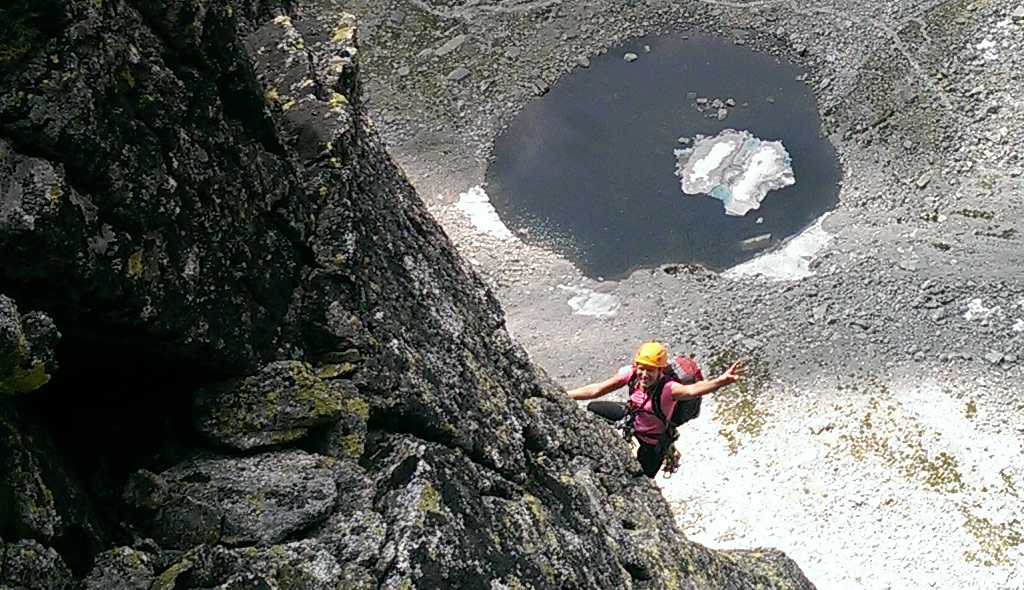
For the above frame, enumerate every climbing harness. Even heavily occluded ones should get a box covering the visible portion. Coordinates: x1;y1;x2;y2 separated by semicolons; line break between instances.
613;410;636;441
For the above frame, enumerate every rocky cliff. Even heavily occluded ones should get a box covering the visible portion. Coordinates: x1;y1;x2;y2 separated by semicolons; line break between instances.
0;1;815;588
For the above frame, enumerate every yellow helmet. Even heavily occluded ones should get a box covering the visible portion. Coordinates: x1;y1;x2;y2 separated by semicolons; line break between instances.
634;341;668;368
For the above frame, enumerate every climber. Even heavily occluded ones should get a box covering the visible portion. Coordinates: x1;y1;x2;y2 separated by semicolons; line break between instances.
566;341;744;478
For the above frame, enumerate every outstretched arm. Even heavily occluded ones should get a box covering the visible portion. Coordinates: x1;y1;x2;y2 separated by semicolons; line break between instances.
669;361;745;400
567;375;625;400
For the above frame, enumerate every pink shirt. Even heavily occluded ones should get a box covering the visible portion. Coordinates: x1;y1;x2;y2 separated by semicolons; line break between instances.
616;365;676;445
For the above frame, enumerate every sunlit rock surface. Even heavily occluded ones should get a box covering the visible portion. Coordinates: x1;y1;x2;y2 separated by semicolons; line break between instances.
674;129;795;216
0;1;817;588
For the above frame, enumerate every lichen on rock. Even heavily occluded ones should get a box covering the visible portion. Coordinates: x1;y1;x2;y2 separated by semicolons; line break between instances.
192;359;362;450
0;295;59;396
130;449;337;549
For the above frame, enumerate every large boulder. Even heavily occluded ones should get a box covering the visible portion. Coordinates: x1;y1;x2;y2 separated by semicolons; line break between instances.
99;539;360;590
81;546;156;590
0;295;59;396
0;539;74;590
124;449;337;549
192;360;362;450
188;539;345;590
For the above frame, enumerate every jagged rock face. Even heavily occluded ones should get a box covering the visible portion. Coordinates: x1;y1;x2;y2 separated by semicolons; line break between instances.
125;449;338;548
0;0;315;372
0;539;75;590
0;295;58;395
0;1;817;589
192;360;360;450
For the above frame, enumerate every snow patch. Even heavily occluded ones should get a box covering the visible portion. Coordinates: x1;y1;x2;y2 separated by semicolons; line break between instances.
976;37;999;61
723;214;832;280
963;298;1001;321
661;378;1024;590
558;286;620;318
454;186;513;238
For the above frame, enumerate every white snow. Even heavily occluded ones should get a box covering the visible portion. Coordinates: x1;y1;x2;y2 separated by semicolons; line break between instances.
660;377;1024;590
723;214;833;280
964;298;1001;321
558;285;620;318
454;186;513;238
977;37;999;61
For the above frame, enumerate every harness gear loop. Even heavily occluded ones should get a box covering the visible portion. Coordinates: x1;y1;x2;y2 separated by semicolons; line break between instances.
614;407;636;441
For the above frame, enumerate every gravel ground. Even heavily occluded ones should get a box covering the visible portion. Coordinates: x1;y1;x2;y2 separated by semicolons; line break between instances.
346;0;1024;588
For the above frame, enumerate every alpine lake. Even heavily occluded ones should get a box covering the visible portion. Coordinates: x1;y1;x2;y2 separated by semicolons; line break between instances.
485;31;842;280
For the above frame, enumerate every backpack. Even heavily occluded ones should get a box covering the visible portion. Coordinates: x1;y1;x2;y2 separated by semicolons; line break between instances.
665;355;703;426
627;355;704;427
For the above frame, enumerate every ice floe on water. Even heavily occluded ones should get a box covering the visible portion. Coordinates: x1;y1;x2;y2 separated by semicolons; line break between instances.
454;186;513;238
674;129;795;216
558;286;620;318
724;214;832;280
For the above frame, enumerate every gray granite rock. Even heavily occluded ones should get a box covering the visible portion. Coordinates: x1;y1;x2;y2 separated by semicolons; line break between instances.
82;547;156;590
133;450;337;548
0;295;59;396
0;539;74;590
0;2;820;589
192;360;360;450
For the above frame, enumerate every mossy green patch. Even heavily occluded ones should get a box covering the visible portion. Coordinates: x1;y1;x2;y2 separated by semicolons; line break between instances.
708;350;770;454
0;361;51;395
335;433;364;460
244;492;266;515
151;554;195;590
960;506;1023;566
288;362;344;417
914;451;964;492
332;24;354;43
416;481;440;513
522;493;545;526
316;362;356;379
344;396;369;421
127;249;144;278
46;185;62;209
838;380;966;493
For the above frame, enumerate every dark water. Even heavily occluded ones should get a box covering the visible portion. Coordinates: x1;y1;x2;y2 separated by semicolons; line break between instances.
485;32;841;280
